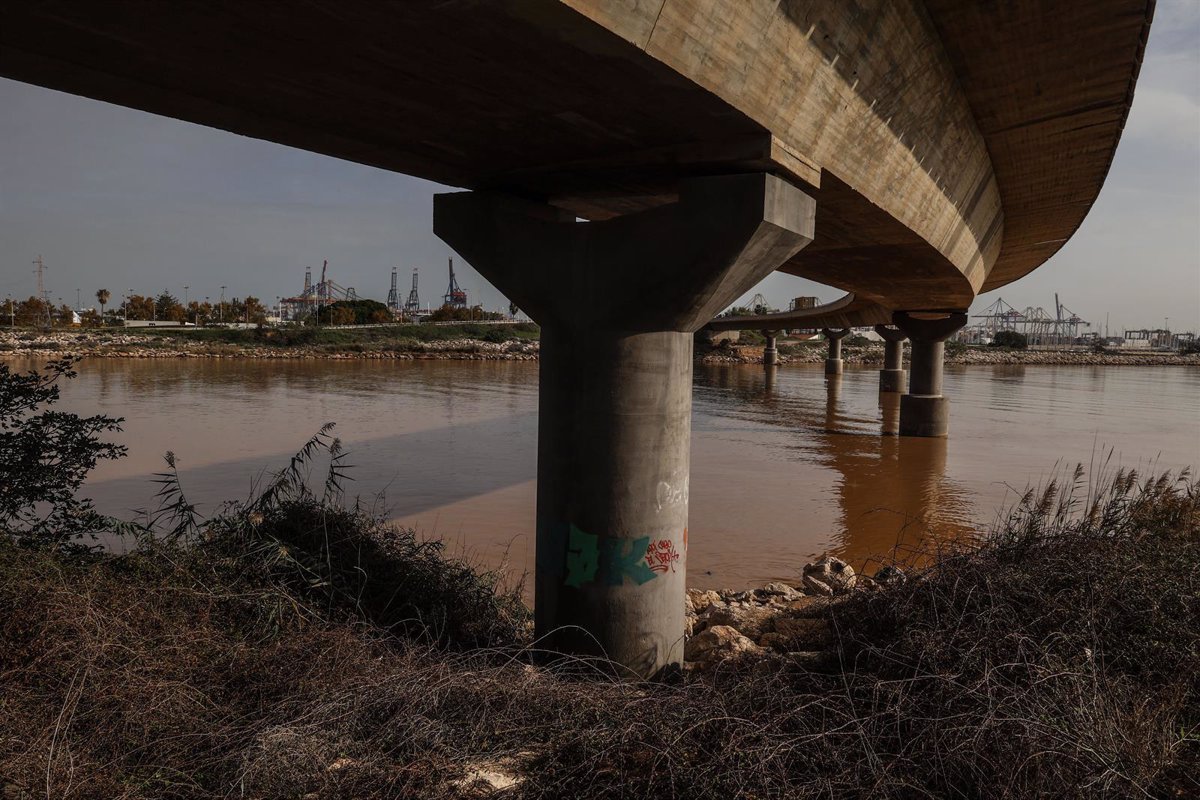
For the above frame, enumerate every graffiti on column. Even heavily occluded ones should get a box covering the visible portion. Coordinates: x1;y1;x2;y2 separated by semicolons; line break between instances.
561;524;685;587
644;538;681;575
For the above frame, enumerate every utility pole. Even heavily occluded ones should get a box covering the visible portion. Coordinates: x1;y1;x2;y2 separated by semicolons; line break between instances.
32;255;51;327
184;285;189;307
220;285;226;322
76;288;80;310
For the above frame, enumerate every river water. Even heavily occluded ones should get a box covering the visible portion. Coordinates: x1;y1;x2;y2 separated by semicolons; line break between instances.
21;358;1200;590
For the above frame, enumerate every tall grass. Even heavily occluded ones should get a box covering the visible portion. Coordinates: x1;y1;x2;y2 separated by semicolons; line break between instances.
0;463;1195;798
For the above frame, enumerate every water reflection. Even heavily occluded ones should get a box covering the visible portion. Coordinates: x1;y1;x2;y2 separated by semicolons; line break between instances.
20;358;1198;591
731;368;976;570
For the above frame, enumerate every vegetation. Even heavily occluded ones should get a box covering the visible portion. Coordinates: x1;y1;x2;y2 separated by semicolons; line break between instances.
0;358;126;550
0;360;1195;798
425;303;508;323
990;329;1029;349
141;321;540;349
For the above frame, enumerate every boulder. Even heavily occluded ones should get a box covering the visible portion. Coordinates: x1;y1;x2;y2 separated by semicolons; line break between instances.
760;581;803;601
699;604;778;640
802;555;857;594
684;625;760;662
685;588;723;615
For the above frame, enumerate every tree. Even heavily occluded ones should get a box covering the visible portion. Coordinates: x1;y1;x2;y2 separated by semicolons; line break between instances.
990;330;1028;350
96;289;110;323
155;291;185;323
0;358;126;551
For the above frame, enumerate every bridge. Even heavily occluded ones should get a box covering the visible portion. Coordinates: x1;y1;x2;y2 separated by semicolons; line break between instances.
0;1;1153;677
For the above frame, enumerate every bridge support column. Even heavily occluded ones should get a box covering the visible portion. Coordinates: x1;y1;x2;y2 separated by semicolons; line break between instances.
763;329;779;367
434;174;815;677
823;328;849;374
874;325;908;393
893;311;967;437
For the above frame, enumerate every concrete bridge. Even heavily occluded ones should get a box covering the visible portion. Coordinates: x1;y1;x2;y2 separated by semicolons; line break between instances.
0;1;1153;677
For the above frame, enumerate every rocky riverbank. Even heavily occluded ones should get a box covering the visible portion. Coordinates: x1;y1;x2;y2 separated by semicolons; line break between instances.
684;555;889;670
3;329;1197;366
700;341;1200;366
0;329;539;360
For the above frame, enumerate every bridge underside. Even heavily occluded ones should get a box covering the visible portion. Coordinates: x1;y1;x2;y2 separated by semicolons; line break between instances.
0;1;1152;317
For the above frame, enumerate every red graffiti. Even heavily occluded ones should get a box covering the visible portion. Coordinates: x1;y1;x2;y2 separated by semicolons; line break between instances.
644;538;681;575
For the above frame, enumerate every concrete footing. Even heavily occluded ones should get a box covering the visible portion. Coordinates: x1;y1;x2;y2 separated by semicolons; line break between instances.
825;357;843;375
763;330;778;368
899;394;950;437
434;173;815;677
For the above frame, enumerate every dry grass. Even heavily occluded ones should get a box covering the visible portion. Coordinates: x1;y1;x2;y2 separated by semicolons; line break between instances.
1;466;1196;799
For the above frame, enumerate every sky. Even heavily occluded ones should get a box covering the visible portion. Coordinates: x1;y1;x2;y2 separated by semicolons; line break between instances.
1;3;1197;333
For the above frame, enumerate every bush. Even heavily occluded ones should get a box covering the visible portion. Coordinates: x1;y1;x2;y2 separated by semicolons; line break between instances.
0;358;126;551
991;329;1028;349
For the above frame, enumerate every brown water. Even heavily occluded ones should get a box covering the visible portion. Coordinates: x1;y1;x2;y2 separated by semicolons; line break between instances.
23;358;1200;589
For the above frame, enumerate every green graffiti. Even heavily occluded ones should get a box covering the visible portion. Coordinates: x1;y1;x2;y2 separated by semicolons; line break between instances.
601;536;658;586
562;526;660;587
564;525;598;587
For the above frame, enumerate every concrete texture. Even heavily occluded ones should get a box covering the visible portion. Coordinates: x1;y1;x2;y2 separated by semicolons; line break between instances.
875;325;908;394
434;173;815;677
894;312;968;437
823;328;849;376
763;330;779;368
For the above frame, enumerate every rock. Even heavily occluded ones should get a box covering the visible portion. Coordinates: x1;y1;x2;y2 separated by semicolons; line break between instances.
802;575;834;596
802;555;856;594
786;596;827;613
757;632;792;652
684;625;760;662
760;581;803;601
686;588;723;614
700;604;778;640
874;565;907;586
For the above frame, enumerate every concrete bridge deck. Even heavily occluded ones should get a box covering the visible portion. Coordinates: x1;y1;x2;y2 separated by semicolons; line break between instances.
1;1;1151;317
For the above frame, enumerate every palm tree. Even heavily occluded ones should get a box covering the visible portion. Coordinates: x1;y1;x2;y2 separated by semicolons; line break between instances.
95;289;110;324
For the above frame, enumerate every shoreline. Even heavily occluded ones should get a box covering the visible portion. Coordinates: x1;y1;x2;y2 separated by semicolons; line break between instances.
1;330;1197;365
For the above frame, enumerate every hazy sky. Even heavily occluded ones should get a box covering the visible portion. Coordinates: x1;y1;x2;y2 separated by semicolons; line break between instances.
1;3;1197;333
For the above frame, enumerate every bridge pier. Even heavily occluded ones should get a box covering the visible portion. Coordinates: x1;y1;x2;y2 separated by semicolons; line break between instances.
823;328;849;375
874;324;908;393
893;311;967;437
763;329;779;367
434;173;815;677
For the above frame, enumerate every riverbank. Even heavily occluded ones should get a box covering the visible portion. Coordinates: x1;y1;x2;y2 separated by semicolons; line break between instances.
1;464;1196;798
3;328;1197;365
701;340;1200;366
0;326;540;360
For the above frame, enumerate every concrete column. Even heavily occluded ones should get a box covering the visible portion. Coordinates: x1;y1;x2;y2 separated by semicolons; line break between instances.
873;324;908;393
763;329;779;367
892;311;967;437
824;373;842;432
434;174;815;677
822;328;849;374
